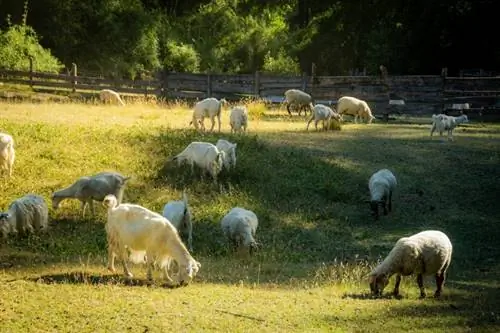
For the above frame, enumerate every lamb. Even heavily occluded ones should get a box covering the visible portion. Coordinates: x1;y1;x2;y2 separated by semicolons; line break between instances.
337;96;375;124
51;171;130;217
369;230;453;299
0;133;15;178
162;190;193;252
229;106;249;133
0;194;49;238
430;114;469;141
103;195;200;286
220;207;259;255
306;104;342;131
368;169;397;220
284;89;314;116
215;139;237;170
171;142;226;184
99;89;126;106
191;97;226;133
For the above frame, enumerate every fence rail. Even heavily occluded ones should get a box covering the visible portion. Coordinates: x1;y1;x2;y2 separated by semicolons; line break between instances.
1;65;500;115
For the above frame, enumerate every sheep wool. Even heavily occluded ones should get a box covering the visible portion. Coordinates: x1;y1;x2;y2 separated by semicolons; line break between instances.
284;89;313;116
0;194;49;238
162;190;193;252
229;106;249;133
221;207;259;255
337;96;375;124
369;230;452;298
368;169;397;220
430;114;468;141
0;132;15;178
215;139;237;170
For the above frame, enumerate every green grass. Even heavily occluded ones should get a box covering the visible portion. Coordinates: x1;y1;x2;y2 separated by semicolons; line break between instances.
0;102;499;332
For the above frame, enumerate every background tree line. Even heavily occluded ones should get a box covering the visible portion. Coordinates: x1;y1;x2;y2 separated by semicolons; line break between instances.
0;0;497;78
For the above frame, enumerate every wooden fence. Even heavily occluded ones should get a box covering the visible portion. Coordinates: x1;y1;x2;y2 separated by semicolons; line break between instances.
1;63;500;116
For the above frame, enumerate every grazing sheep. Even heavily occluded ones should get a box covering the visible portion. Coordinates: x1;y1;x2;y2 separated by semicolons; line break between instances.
99;89;126;106
191;97;226;133
221;207;259;255
51;172;130;217
0;133;15;178
0;194;48;238
306;104;342;131
337;96;375;124
368;169;397;220
171;142;226;184
215;139;237;170
369;230;453;299
284;89;314;116
103;195;200;286
430;114;469;141
229;106;249;133
162;190;193;252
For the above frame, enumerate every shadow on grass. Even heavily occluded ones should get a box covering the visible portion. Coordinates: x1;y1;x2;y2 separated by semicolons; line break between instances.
26;271;180;289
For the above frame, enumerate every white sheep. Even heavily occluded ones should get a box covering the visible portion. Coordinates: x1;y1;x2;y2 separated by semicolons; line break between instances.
220;207;259;255
99;89;126;106
337;96;375;124
430;114;469;141
229;106;249;133
215;139;237;170
51;171;130;217
284;89;314;116
103;194;200;286
306;104;342;131
171;142;226;184
162;190;193;252
368;169;397;220
191;97;226;133
0;194;49;238
0;133;15;178
369;230;453;298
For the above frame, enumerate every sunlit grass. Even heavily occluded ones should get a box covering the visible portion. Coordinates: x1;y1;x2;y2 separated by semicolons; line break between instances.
0;101;499;332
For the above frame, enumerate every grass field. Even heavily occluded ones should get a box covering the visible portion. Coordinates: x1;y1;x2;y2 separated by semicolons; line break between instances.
0;100;499;332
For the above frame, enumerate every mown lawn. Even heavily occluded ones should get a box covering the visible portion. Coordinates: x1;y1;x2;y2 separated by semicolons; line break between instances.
0;101;499;332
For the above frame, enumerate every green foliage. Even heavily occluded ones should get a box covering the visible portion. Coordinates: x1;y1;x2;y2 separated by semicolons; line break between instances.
0;23;63;72
262;48;301;74
163;40;200;73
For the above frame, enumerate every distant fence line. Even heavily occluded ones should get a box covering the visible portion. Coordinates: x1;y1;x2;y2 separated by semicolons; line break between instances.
1;62;500;115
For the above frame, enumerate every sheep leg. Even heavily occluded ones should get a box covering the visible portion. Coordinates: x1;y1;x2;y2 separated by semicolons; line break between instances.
107;249;116;273
448;129;453;141
306;115;314;131
393;274;401;296
217;113;221;133
286;104;292;116
146;255;154;281
89;200;95;216
80;200;87;217
417;274;426;298
430;124;436;136
209;117;216;133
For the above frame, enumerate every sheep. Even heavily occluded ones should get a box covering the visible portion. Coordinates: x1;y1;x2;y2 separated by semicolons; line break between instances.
306;104;342;131
51;171;130;217
0;194;49;238
368;169;397;220
284;89;314;116
162;190;193;252
103;194;200;286
191;97;226;133
99;89;126;106
0;133;15;178
229;106;249;133
220;207;259;255
171;142;226;184
215;139;237;170
337;96;375;124
369;230;453;299
430;114;469;141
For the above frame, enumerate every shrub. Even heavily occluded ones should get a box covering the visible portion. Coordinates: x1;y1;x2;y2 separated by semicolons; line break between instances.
0;23;64;73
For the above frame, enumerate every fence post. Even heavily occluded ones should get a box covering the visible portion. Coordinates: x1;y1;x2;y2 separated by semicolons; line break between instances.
28;57;33;88
310;63;316;99
71;63;77;93
301;71;307;92
254;71;260;98
440;67;448;112
207;72;212;97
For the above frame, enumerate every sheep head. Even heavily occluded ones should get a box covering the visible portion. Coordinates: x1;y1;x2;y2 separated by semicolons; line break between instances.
178;259;201;286
102;194;118;209
0;213;11;238
369;273;389;297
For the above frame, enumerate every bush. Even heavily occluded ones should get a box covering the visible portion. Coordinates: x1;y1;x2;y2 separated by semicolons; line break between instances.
163;40;200;73
262;48;301;75
0;24;64;73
